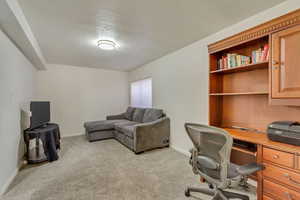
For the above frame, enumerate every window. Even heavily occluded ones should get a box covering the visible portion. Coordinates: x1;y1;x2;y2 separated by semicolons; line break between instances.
130;78;152;108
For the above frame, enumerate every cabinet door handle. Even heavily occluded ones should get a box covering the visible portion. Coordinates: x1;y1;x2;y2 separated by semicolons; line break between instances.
272;60;279;65
273;155;279;159
284;173;300;186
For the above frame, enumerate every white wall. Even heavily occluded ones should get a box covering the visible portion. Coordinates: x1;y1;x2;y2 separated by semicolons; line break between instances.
0;29;36;194
36;64;129;137
129;0;300;155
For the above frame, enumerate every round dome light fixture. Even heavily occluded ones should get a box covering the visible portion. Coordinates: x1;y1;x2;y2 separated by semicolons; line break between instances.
97;40;117;50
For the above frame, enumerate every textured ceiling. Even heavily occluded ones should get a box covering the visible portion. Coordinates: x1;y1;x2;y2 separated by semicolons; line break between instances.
18;0;285;71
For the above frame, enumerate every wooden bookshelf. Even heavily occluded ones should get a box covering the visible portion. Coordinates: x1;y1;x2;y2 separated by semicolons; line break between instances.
208;33;300;132
210;61;268;74
208;9;300;200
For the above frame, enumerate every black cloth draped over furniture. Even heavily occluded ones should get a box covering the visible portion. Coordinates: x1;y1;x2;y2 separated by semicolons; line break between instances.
24;123;61;162
39;124;60;161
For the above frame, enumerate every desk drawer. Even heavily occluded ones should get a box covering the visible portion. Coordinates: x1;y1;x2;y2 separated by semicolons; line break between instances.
263;195;274;200
264;163;300;190
264;179;300;200
263;147;294;168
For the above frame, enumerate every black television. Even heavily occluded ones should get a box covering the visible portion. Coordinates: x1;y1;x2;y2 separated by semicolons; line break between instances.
30;101;50;129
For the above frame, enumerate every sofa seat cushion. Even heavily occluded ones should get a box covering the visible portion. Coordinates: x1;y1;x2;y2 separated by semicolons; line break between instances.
132;108;146;122
114;121;139;138
84;120;129;133
114;131;134;150
124;107;136;120
143;108;163;123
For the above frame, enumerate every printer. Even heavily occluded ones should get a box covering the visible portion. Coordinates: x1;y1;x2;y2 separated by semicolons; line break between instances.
267;121;300;146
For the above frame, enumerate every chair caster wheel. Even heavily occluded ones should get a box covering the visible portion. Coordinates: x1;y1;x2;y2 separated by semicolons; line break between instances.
185;188;190;197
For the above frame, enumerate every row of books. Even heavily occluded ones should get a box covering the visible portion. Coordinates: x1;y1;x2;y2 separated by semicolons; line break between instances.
216;44;269;70
252;44;269;64
217;54;251;70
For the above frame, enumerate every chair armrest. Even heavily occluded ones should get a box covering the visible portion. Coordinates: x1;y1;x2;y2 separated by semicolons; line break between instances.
106;113;126;120
196;155;219;170
236;163;264;176
133;117;170;153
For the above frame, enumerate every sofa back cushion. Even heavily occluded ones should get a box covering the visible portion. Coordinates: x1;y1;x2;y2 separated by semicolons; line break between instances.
132;108;146;122
142;108;163;123
124;107;136;120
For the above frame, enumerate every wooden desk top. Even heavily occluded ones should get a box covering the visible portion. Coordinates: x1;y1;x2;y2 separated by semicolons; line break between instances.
225;128;300;154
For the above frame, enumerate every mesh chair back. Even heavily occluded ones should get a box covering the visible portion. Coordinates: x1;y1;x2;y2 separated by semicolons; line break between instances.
185;123;233;184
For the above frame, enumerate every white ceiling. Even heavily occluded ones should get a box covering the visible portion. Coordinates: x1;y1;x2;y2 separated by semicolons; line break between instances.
18;0;285;71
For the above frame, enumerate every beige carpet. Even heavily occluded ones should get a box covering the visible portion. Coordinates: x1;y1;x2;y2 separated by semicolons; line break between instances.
2;136;256;200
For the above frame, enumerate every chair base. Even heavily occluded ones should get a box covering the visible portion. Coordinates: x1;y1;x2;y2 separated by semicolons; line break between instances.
185;186;249;200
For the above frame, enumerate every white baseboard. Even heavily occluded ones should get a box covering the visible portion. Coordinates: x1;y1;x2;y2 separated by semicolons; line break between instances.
0;167;19;196
62;132;84;138
248;179;257;187
170;145;190;157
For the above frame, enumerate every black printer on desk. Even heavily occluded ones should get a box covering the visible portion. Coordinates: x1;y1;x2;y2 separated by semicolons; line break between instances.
267;121;300;146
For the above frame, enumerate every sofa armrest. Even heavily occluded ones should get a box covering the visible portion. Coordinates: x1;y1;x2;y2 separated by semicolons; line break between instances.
106;113;126;120
133;117;170;153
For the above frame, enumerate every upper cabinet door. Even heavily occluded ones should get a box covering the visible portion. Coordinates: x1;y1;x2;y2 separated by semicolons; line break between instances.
272;25;300;98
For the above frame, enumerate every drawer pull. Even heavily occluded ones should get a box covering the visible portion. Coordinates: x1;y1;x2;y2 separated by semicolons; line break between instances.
273;155;279;159
284;173;300;186
284;192;293;200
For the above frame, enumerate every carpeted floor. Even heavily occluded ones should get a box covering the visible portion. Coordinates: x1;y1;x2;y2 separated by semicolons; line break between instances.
2;136;256;200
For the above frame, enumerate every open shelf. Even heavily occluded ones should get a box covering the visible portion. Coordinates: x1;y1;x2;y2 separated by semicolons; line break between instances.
232;146;256;156
209;91;268;96
210;61;269;74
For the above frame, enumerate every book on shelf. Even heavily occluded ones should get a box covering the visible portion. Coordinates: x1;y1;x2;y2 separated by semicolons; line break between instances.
216;44;269;71
216;54;251;70
251;44;269;64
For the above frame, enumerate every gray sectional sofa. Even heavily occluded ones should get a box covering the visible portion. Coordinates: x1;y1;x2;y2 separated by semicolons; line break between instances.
84;107;170;153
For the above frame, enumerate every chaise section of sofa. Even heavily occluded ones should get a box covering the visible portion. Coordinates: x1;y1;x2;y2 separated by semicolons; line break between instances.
84;107;170;153
84;119;126;141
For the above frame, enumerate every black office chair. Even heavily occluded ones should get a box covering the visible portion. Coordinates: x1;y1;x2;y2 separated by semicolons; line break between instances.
184;123;263;200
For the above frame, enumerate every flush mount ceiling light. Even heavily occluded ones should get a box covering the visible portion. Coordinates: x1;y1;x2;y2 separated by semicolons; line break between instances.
97;40;117;50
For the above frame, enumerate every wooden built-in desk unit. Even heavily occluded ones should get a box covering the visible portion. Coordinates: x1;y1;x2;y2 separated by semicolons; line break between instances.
227;128;300;200
208;9;300;200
